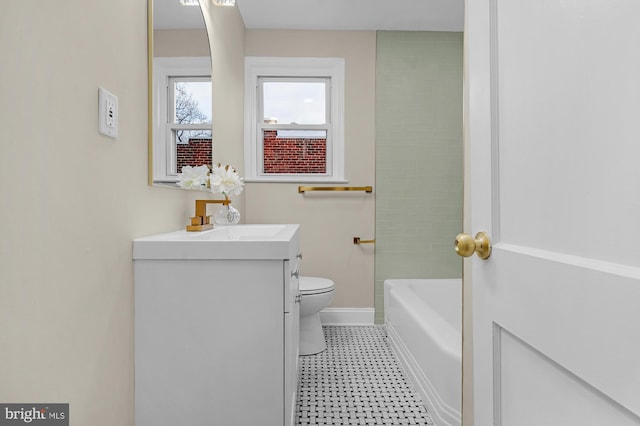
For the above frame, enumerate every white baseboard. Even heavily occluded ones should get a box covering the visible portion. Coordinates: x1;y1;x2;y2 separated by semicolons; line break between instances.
319;308;375;326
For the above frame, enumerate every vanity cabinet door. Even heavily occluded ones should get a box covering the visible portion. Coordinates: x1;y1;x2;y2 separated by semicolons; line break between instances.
135;259;284;426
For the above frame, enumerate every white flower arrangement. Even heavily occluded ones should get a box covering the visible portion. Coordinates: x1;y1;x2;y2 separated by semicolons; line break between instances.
209;164;245;197
177;164;244;199
176;165;210;189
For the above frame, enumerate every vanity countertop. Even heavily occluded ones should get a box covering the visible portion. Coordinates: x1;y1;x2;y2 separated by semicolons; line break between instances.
133;224;300;260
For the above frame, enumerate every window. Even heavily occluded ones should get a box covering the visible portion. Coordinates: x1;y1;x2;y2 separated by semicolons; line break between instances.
153;57;212;183
244;57;345;182
260;77;329;174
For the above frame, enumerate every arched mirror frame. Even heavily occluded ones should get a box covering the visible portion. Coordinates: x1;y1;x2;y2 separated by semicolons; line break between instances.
147;0;153;186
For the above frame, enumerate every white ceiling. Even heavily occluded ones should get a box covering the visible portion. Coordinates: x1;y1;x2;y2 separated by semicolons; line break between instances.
237;0;464;31
154;0;464;32
154;0;206;30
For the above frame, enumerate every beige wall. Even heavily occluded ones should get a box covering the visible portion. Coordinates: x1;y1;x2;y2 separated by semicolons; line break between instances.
0;1;244;425
244;30;377;308
153;29;210;57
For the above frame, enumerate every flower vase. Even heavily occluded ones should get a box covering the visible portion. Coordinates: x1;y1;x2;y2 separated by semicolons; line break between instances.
214;203;241;225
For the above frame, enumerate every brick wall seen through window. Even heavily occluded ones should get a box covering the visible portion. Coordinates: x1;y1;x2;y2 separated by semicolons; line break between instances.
263;130;327;174
177;138;212;172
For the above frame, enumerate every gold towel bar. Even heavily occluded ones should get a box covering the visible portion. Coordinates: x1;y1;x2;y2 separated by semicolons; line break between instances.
298;186;373;193
353;237;375;245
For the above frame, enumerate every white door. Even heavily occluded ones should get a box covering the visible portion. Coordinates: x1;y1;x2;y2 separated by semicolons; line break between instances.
465;0;640;425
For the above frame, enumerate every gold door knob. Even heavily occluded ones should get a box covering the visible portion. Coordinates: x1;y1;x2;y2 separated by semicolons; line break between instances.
455;232;492;259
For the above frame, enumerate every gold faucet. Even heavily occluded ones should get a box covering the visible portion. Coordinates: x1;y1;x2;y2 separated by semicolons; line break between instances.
186;199;231;232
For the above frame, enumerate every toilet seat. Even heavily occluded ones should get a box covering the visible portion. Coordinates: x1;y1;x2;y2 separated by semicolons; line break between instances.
299;276;335;295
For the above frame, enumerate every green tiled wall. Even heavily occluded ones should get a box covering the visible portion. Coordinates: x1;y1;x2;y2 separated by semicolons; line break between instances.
375;31;463;324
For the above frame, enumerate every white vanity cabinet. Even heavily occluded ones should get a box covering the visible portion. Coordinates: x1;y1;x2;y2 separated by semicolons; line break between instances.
133;225;300;426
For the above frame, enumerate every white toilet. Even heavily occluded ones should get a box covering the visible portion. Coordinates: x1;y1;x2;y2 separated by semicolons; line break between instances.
299;276;335;356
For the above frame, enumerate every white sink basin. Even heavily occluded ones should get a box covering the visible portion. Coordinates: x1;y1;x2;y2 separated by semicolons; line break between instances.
187;224;288;240
133;224;299;260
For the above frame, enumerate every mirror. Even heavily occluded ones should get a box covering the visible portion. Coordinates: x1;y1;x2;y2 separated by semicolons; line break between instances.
148;0;212;186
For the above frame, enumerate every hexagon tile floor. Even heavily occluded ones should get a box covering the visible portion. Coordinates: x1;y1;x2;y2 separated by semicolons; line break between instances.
296;326;434;426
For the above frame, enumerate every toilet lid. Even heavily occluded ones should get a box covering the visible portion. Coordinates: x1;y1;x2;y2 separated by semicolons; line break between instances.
299;276;335;294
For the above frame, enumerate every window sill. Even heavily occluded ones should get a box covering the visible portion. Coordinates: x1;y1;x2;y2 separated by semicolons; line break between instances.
244;178;349;184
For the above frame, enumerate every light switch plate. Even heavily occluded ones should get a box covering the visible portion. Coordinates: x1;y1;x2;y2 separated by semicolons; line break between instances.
98;87;118;138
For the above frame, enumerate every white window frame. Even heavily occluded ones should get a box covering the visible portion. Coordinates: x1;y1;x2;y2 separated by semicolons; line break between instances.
152;56;211;183
244;57;346;183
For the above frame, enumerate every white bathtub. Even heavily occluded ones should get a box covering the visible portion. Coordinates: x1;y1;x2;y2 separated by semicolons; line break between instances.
384;279;462;426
